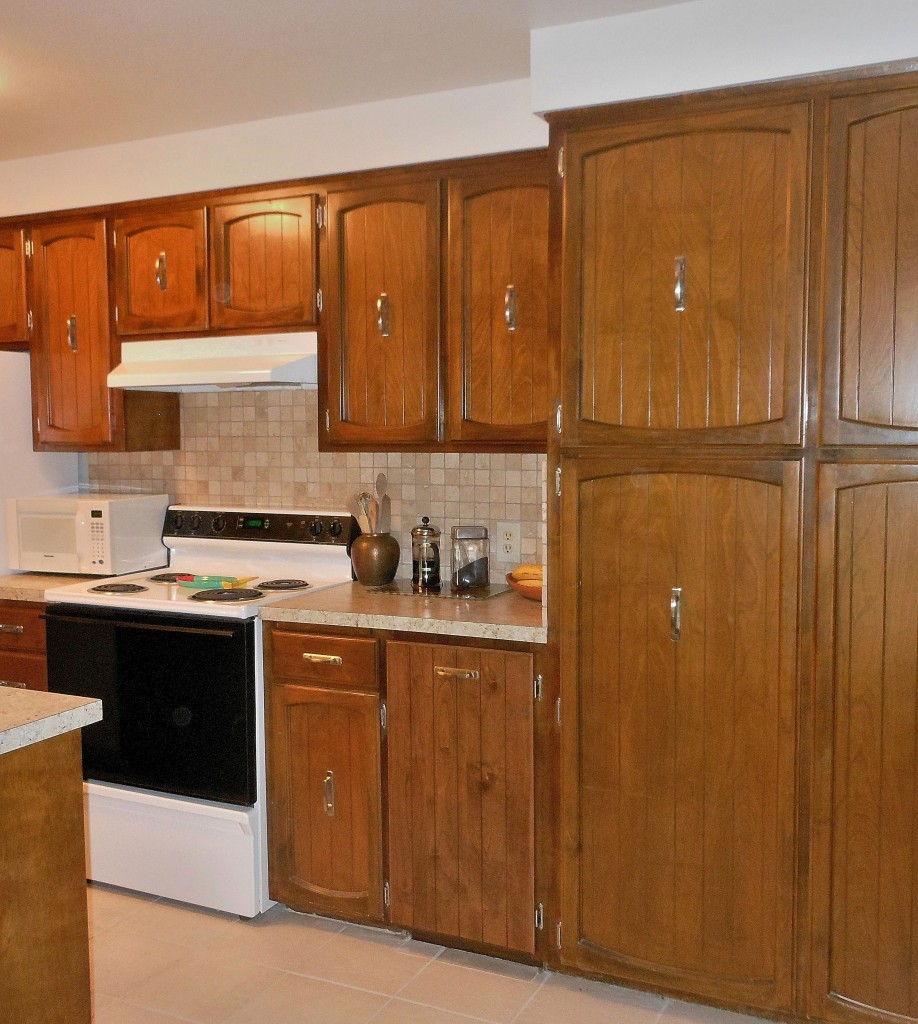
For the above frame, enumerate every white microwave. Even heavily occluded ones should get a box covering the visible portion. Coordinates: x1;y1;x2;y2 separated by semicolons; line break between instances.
7;493;170;576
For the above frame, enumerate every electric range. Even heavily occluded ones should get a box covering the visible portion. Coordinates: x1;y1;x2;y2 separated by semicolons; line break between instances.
44;504;358;917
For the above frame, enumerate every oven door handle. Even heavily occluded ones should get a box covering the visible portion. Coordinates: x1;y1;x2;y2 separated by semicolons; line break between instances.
46;614;239;639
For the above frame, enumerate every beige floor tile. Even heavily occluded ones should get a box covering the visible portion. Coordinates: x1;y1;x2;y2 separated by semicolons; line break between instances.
516;973;666;1024
90;928;188;999
396;960;540;1023
370;999;498;1023
122;945;284;1023
215;904;346;974
224;972;387;1024
287;926;435;994
115;894;241;950
660;998;768;1024
436;946;542;982
92;997;191;1022
87;883;156;937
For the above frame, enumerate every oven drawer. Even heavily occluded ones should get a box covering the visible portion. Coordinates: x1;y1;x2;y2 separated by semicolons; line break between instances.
0;651;48;691
0;602;46;653
271;629;378;691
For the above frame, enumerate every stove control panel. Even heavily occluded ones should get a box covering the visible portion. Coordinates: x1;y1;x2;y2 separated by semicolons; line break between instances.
163;509;357;546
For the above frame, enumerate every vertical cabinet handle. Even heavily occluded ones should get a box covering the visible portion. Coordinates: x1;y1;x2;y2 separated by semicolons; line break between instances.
66;315;78;352
670;587;682;642
674;257;686;313
504;284;517;331
376;292;390;338
155;251;168;291
322;770;335;816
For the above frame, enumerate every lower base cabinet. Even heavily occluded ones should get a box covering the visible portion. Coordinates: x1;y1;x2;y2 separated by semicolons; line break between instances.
0;602;47;691
386;640;536;955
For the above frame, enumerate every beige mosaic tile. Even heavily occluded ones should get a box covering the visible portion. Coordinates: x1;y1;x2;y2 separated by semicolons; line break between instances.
85;391;546;581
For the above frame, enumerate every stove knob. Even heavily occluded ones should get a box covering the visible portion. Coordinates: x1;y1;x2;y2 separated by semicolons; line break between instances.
170;512;184;531
309;519;324;538
329;520;343;538
189;514;203;531
212;515;226;533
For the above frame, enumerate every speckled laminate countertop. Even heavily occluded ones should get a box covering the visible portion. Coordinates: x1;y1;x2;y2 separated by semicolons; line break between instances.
0;572;97;602
261;581;547;644
0;687;102;756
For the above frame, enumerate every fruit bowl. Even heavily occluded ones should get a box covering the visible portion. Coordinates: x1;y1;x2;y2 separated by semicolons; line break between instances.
506;573;542;602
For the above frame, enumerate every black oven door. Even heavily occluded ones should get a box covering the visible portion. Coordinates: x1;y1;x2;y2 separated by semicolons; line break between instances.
45;604;256;806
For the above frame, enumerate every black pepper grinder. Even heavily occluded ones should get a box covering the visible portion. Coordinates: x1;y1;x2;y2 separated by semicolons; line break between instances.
411;516;441;592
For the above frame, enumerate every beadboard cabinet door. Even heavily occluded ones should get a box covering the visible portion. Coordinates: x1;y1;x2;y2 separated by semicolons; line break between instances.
822;88;918;445
0;226;29;348
386;641;536;954
810;464;918;1024
559;457;800;1012
560;102;808;447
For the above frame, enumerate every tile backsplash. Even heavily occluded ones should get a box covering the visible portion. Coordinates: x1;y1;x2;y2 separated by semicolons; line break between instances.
85;390;546;581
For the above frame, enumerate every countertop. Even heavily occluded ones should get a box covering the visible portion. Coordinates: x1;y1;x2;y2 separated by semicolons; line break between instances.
0;572;96;602
262;581;547;644
0;687;102;757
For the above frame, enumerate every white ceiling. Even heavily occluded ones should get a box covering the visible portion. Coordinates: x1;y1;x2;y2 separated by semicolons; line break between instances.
0;0;684;161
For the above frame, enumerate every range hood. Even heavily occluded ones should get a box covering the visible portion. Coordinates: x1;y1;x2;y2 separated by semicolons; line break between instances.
107;333;318;392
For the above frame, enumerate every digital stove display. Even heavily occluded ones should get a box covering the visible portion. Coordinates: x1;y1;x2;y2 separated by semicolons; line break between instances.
241;516;265;530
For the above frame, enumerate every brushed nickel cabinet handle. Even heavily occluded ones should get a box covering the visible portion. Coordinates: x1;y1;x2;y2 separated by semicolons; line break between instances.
434;666;480;681
674;257;686;313
670;587;682;642
0;624;25;634
0;680;27;688
155;251;168;291
376;292;390;338
323;770;335;816
66;315;78;352
504;284;517;331
301;653;343;665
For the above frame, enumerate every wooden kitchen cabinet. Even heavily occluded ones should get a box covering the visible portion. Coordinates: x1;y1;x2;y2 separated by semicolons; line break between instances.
209;187;319;330
386;640;536;954
559;101;809;447
822;87;918;446
810;464;918;1024
0;225;29;348
558;457;800;1011
323;179;440;448
446;154;549;448
266;627;384;922
0;602;47;692
113;205;208;334
28;216;179;452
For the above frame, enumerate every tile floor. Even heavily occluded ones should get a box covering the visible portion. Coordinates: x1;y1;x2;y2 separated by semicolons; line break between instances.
88;883;768;1024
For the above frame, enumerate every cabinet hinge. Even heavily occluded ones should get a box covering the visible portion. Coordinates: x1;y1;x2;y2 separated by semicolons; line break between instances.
557;146;565;179
24;238;33;260
316;288;323;313
533;674;543;702
535;902;544;930
27;309;33;331
35;417;41;435
554;466;562;498
111;229;117;248
555;696;561;727
325;409;331;433
383;880;390;908
380;700;387;735
114;306;119;323
316;204;325;230
555;402;562;435
556;920;562;949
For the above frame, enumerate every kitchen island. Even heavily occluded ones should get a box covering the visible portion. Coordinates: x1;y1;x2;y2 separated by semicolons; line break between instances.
0;687;102;1024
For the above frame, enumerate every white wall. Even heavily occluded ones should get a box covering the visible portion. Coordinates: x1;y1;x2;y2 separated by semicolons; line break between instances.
0;79;546;216
531;0;918;113
0;353;79;575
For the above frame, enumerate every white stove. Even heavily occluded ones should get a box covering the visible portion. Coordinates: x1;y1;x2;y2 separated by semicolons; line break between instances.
44;504;357;918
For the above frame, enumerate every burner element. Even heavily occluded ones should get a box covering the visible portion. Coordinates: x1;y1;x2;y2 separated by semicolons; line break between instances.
90;583;149;595
188;588;265;603
147;572;188;584
257;579;310;591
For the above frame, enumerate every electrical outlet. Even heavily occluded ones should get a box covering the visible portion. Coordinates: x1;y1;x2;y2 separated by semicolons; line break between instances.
497;521;520;562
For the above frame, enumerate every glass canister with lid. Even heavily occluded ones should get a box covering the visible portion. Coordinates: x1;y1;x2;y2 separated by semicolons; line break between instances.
450;525;489;592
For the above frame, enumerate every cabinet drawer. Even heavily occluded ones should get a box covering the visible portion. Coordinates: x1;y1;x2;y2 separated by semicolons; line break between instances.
0;603;46;653
0;651;48;691
271;630;378;691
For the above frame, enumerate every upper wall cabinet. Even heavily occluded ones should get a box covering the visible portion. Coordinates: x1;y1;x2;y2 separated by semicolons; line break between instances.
446;155;549;448
209;188;319;330
822;88;918;446
0;226;29;349
559;102;809;447
113;206;208;335
323;179;441;448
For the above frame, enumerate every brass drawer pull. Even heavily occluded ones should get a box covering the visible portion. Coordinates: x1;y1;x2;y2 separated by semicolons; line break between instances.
0;680;27;688
0;624;25;634
323;770;335;816
434;666;480;681
301;653;343;666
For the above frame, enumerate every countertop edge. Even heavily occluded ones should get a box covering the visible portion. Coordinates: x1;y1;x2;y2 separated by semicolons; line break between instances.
0;691;103;757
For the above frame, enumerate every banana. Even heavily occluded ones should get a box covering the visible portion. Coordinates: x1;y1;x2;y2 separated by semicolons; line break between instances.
511;563;543;581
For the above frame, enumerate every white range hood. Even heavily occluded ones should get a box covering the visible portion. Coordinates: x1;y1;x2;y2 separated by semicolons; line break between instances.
107;333;318;392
